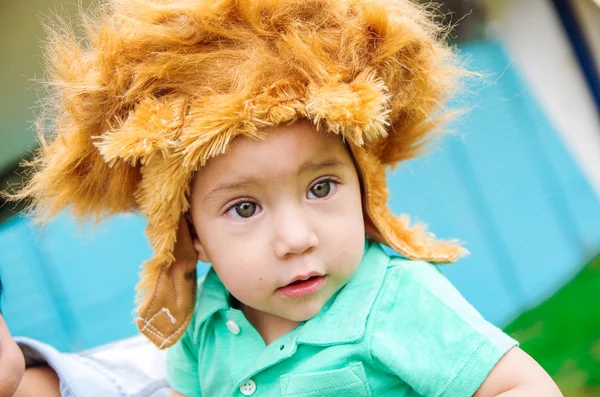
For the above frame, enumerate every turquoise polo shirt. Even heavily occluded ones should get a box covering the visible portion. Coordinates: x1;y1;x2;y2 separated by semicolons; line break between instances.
167;240;518;396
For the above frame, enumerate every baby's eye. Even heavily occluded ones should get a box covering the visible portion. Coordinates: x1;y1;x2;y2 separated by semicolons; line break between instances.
307;180;335;199
226;201;260;219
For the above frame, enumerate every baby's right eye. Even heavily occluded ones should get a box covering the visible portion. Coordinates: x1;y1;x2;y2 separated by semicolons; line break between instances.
226;201;260;219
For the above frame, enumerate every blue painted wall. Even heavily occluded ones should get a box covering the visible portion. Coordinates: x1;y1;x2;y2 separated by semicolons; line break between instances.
1;41;599;351
386;42;600;326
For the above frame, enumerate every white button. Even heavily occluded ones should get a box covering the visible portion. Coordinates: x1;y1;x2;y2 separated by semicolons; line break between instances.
226;320;240;335
239;379;256;395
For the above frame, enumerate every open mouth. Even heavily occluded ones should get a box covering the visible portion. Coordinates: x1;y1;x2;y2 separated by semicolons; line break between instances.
289;277;314;286
277;275;326;299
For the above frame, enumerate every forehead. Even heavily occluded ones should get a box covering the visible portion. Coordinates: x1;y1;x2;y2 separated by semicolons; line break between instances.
231;120;346;163
192;121;352;187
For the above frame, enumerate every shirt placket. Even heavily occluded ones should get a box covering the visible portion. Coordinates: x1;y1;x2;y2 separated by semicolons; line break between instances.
223;310;265;384
230;326;299;396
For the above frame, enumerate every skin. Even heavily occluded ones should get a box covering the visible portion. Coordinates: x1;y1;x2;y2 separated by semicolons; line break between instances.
0;314;25;397
172;120;564;397
0;312;60;397
473;347;563;397
12;366;60;397
188;119;366;345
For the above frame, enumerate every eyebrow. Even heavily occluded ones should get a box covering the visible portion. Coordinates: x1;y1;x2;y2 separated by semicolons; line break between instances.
298;159;346;174
203;180;258;204
203;158;347;203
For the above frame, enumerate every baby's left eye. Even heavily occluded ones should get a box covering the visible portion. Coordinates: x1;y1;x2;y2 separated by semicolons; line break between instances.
307;180;335;199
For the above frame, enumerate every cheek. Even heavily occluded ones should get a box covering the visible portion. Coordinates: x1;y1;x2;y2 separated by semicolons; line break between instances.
319;185;365;272
215;260;271;306
210;247;263;280
204;232;271;297
320;183;365;236
212;257;258;299
199;215;265;263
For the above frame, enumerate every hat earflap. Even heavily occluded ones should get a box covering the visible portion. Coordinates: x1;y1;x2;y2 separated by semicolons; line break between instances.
134;153;198;349
351;144;468;263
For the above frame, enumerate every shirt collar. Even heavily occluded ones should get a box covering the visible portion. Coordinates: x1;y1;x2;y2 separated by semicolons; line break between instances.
193;239;390;345
193;266;230;328
295;239;389;345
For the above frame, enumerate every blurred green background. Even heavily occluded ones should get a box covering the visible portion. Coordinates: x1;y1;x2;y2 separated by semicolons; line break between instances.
505;255;600;396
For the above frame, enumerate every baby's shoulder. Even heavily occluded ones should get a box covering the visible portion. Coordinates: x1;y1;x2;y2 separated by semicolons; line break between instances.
371;256;479;324
367;259;518;397
381;256;450;294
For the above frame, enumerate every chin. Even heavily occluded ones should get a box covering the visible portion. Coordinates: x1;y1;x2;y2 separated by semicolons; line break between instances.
286;299;328;322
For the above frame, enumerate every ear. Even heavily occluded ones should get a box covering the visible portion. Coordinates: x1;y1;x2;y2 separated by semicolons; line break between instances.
185;212;210;263
192;236;210;263
364;210;385;243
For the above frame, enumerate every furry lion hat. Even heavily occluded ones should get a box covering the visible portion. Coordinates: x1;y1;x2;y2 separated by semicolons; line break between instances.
7;0;468;349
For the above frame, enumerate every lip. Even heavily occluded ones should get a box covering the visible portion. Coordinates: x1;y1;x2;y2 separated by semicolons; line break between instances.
288;271;322;284
276;275;327;299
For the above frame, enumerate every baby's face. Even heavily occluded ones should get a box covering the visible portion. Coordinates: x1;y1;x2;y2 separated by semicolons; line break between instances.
189;119;365;331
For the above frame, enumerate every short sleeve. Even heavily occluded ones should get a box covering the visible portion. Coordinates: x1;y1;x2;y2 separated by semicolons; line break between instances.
369;260;518;397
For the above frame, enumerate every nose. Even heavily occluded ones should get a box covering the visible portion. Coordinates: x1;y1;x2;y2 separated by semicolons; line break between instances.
273;204;319;259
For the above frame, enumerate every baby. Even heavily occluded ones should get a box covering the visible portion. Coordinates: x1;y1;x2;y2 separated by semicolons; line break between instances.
6;0;563;395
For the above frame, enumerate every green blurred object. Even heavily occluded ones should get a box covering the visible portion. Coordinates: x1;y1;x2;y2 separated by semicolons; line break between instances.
505;255;600;397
